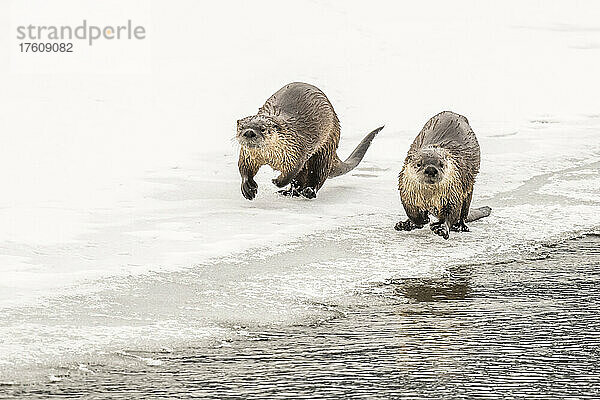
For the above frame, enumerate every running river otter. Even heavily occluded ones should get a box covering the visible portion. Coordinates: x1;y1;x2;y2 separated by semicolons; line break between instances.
236;82;383;200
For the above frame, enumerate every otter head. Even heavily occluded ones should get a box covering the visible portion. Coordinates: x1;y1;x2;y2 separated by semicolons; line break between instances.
236;115;281;149
410;146;449;185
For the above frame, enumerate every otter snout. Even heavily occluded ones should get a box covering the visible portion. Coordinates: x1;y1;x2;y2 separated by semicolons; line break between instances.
420;163;443;184
236;118;268;148
242;129;258;139
237;129;262;148
424;166;438;178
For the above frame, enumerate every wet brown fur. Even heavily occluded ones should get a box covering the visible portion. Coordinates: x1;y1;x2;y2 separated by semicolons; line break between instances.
237;82;382;200
397;111;481;239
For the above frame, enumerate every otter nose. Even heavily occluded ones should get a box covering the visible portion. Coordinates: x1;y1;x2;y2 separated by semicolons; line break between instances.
242;129;257;139
424;166;438;177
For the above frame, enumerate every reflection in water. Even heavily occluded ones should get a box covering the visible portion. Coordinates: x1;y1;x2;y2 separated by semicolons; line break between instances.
393;274;472;302
4;235;600;399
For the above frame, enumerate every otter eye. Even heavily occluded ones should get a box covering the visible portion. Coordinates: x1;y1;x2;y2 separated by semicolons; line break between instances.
260;126;267;133
416;163;421;168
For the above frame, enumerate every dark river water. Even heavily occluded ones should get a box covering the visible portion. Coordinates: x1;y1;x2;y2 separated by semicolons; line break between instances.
3;234;600;399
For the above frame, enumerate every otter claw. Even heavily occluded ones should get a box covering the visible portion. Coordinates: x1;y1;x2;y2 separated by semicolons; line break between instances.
241;179;258;200
451;222;470;232
278;187;300;197
395;221;409;231
395;220;423;231
430;222;449;239
301;187;316;199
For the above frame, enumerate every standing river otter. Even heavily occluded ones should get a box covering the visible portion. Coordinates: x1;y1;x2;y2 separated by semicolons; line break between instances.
395;111;491;239
236;82;384;200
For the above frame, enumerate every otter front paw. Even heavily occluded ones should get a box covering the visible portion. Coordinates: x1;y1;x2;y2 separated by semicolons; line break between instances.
241;179;258;200
430;222;450;239
395;220;421;231
395;221;409;231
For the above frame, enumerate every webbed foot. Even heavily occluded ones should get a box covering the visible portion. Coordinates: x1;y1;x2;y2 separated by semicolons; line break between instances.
451;221;470;232
278;187;301;197
300;187;316;199
430;221;450;239
277;180;301;197
241;179;258;200
395;220;424;231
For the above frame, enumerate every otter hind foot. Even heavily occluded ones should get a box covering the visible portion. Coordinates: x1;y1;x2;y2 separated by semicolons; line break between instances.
278;186;317;199
277;178;317;199
430;221;450;239
395;220;424;231
300;187;316;199
451;221;470;232
277;179;315;198
277;187;301;197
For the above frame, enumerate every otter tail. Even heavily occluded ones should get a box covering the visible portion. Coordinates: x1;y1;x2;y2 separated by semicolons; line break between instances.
465;206;492;223
329;126;384;178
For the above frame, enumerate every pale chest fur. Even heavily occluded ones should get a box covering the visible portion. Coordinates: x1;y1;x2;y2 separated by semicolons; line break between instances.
241;141;301;174
398;162;466;217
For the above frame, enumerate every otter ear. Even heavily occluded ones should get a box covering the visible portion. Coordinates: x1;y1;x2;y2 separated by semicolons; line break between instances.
238;116;252;127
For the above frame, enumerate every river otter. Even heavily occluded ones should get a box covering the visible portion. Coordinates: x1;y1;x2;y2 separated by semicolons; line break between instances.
395;111;491;239
236;82;383;200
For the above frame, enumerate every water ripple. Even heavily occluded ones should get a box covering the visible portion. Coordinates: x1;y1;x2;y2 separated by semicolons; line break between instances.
4;235;600;399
